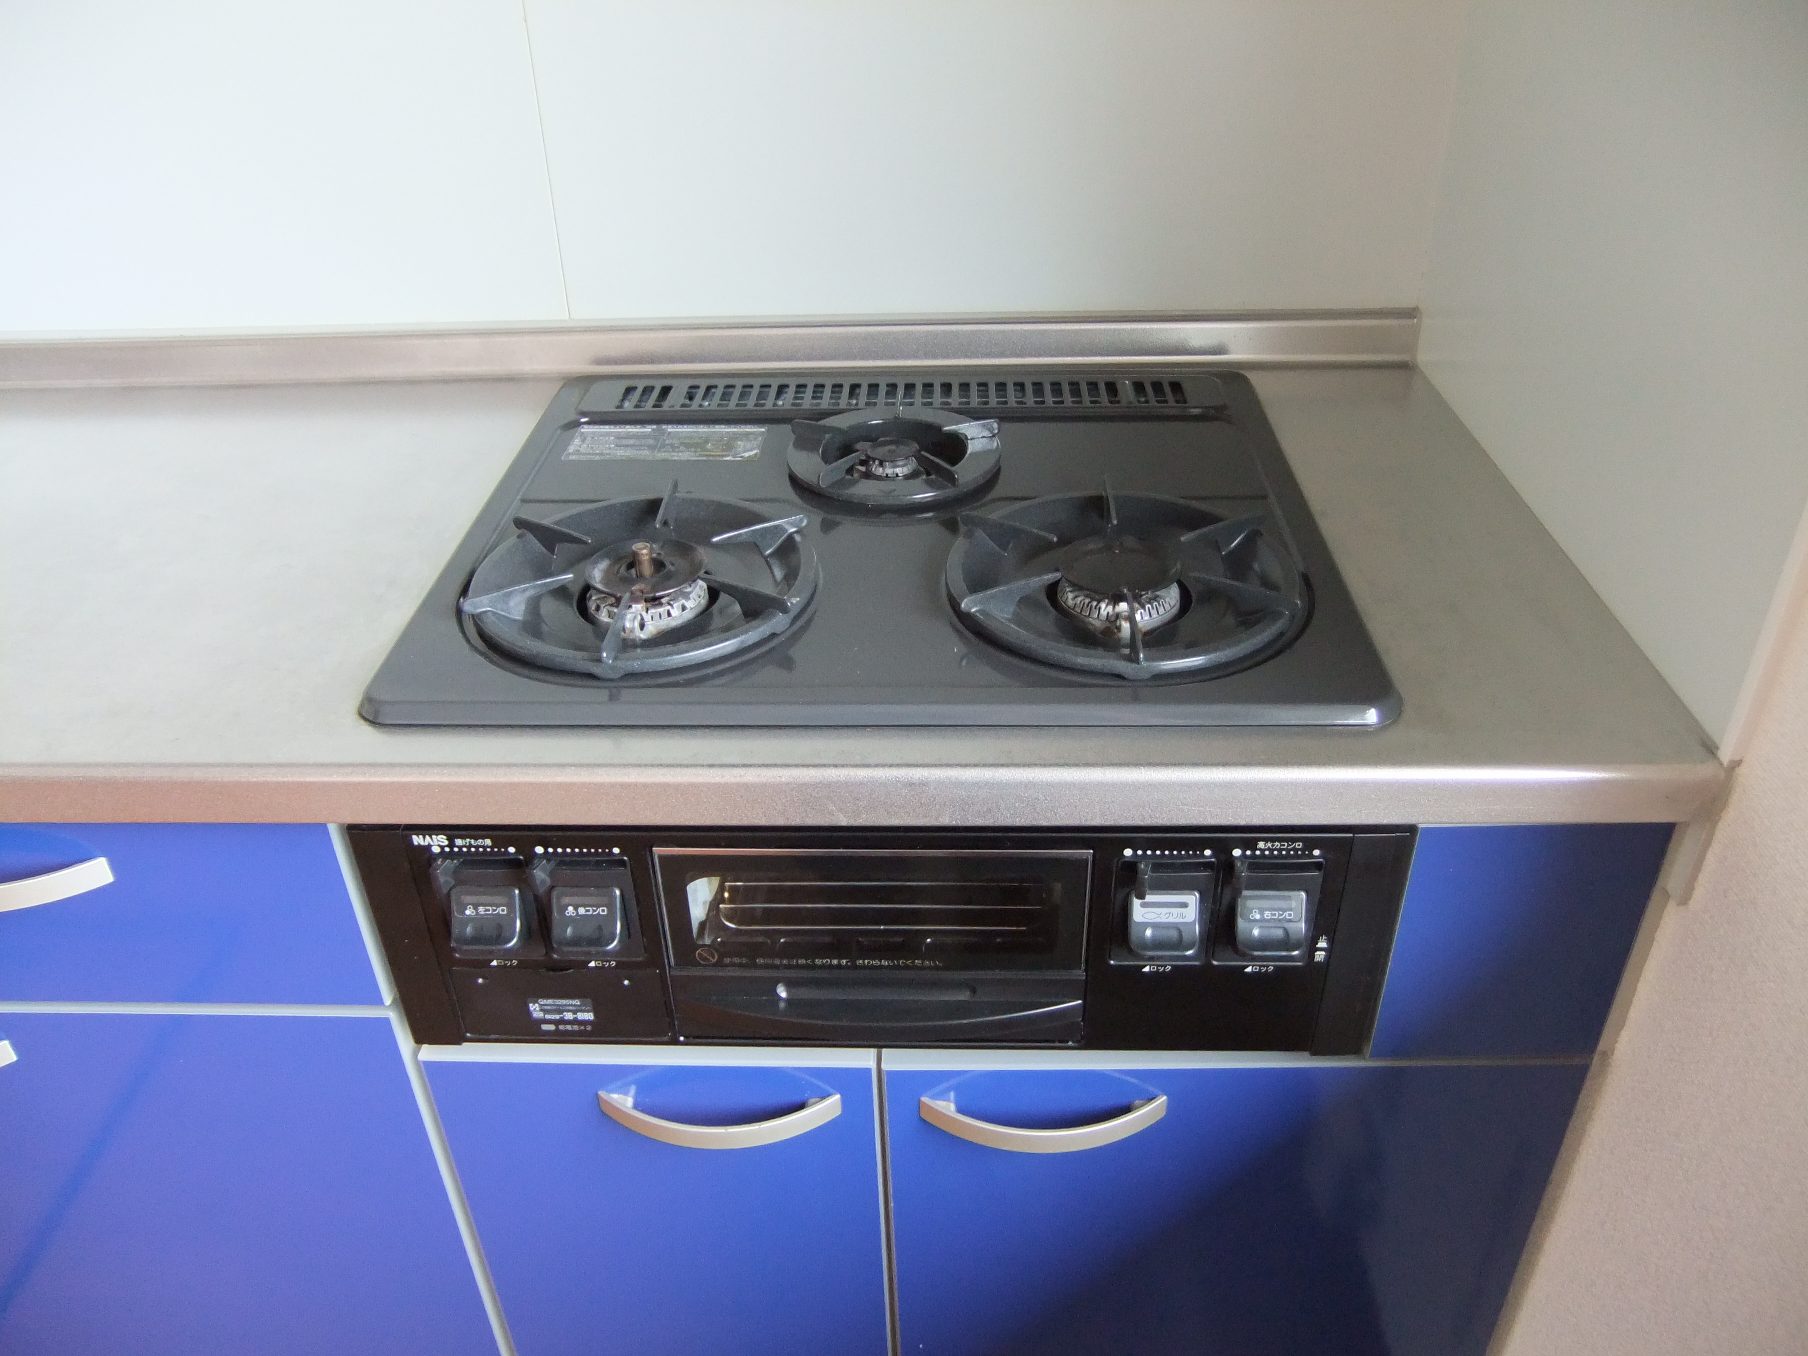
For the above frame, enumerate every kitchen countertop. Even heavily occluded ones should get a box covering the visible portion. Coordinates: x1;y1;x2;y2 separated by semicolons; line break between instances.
0;367;1720;826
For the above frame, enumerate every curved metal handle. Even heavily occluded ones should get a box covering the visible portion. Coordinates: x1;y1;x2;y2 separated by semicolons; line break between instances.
0;1040;16;1070
0;857;114;913
597;1089;841;1150
920;1093;1167;1154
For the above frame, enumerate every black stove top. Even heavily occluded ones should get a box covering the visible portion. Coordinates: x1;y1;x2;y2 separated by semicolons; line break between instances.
362;370;1399;727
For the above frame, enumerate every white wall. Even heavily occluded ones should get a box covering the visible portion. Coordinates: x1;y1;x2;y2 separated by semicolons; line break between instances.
528;0;1467;319
1418;0;1808;746
0;0;1467;336
0;0;566;334
1495;518;1808;1356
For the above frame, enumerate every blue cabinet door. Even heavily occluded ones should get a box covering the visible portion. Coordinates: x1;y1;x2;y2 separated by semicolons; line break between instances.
1371;823;1672;1058
885;1059;1587;1356
0;824;380;1004
427;1053;889;1356
0;1013;493;1356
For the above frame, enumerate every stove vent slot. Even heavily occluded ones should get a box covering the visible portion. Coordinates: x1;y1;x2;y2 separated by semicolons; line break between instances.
611;375;1198;413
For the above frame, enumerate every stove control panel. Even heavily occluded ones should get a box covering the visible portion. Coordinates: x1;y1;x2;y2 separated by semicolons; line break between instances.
352;827;1413;1054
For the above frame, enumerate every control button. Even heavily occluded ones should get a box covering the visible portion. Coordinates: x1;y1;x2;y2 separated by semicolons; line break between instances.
436;856;540;960
532;860;642;961
1233;879;1316;960
1139;923;1185;950
548;884;623;958
1129;886;1202;957
448;884;527;955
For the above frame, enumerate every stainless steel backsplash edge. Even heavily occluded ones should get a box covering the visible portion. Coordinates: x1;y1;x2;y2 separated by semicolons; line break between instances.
0;311;1418;390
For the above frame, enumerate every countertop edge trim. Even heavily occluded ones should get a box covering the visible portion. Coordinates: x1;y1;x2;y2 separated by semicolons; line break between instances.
0;762;1724;826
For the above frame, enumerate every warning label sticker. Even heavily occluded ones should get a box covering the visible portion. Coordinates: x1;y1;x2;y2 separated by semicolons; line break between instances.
562;424;766;461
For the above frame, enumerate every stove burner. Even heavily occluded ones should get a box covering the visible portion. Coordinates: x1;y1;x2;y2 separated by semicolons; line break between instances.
1051;534;1187;642
1055;577;1185;641
460;484;817;679
789;408;1000;510
582;537;712;639
946;486;1308;680
854;435;925;478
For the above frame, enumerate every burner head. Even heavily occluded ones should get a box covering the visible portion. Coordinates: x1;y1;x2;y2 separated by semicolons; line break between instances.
1055;578;1185;642
1053;535;1186;643
582;538;710;639
854;433;928;479
789;408;1001;510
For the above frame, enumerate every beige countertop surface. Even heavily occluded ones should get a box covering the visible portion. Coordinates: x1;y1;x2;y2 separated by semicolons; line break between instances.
0;367;1720;826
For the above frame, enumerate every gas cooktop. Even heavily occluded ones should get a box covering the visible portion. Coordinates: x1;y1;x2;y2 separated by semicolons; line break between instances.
361;369;1399;727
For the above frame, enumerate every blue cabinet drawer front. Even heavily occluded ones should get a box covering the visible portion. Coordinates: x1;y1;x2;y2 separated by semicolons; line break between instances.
1371;823;1673;1058
885;1060;1586;1356
0;824;378;1004
0;1013;493;1356
427;1056;889;1356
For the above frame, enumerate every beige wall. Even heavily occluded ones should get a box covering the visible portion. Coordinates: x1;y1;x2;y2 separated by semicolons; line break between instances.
1419;11;1808;1339
1419;0;1808;745
1495;539;1808;1354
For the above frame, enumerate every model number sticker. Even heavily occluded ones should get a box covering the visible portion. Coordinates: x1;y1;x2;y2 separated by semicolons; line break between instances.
562;424;766;461
528;998;595;1024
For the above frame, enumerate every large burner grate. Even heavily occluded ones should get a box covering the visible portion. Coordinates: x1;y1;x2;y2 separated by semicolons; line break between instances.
945;487;1309;680
460;482;818;679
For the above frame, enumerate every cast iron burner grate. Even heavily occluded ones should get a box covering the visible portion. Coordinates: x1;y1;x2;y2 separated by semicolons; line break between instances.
459;482;818;679
788;407;1001;510
945;487;1309;679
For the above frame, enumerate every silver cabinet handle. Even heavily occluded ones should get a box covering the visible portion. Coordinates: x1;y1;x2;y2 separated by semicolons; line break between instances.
0;856;114;913
920;1093;1167;1153
597;1089;842;1150
0;1040;15;1070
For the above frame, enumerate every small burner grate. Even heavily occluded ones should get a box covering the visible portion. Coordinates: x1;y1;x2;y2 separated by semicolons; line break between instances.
460;482;818;679
788;407;1000;511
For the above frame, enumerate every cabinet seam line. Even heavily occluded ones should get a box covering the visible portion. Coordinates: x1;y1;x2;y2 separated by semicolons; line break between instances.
388;1008;520;1356
875;1053;902;1356
331;824;518;1356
